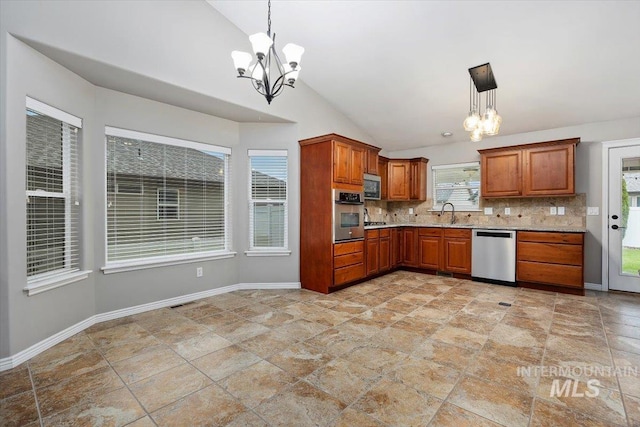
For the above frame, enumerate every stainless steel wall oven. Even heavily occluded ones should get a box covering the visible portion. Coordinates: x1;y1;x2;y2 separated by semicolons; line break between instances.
333;190;365;242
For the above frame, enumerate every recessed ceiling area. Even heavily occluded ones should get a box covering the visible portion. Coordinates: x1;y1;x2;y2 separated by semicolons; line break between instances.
210;0;640;150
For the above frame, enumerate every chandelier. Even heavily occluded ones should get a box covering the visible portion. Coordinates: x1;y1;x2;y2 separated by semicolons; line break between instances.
231;0;304;104
463;63;502;142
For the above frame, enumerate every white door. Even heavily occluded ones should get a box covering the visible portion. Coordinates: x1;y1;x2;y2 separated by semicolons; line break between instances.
608;144;640;292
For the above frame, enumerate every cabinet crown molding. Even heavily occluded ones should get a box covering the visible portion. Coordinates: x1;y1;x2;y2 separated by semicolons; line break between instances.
477;137;580;154
299;133;380;152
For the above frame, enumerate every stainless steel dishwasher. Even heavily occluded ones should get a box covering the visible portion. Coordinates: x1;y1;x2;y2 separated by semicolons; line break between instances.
471;229;517;286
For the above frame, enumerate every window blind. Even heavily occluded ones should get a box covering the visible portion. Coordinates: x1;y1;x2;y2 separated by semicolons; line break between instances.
105;127;232;263
248;150;288;250
26;98;82;280
432;162;481;210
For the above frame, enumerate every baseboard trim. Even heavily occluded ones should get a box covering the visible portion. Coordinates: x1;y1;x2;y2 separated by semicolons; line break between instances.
0;281;301;372
584;282;603;291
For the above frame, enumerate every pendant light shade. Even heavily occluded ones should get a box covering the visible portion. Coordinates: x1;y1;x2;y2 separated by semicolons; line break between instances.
282;43;305;68
249;32;273;59
231;51;252;75
463;63;503;141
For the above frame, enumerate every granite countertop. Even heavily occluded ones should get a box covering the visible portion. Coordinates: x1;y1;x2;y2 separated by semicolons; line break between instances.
364;223;587;233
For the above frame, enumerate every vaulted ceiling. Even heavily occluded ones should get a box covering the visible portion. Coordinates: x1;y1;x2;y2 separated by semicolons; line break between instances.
210;0;640;150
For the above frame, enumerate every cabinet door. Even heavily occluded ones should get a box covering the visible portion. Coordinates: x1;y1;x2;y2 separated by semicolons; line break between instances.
366;149;379;175
379;158;389;200
366;236;379;276
391;228;402;267
443;238;471;273
419;236;441;270
481;150;522;197
524;144;575;196
333;141;351;184
388;160;410;200
350;146;365;185
402;228;418;267
379;237;391;272
410;160;427;201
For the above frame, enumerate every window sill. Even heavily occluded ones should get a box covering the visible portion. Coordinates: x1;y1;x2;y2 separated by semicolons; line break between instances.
244;250;292;257
24;270;92;296
102;251;237;274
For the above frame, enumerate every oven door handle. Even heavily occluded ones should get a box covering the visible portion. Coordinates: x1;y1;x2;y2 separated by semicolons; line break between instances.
335;201;364;205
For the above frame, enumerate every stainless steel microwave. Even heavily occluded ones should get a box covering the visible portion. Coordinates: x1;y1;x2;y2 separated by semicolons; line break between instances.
333;190;365;242
364;173;381;200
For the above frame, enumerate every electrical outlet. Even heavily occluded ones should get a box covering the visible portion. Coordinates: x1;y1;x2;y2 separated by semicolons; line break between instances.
196;267;203;277
484;207;493;215
587;207;599;216
408;208;414;214
550;207;557;215
377;208;382;214
558;207;565;215
504;207;511;215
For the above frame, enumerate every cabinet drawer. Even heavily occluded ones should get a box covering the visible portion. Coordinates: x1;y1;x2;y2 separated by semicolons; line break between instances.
334;252;364;269
419;227;442;237
334;240;364;256
334;263;365;286
366;229;380;239
379;228;391;238
444;228;471;239
517;242;583;266
518;231;583;245
517;261;583;288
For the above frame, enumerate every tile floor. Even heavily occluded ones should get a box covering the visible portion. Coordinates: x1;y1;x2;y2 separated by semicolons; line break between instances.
2;271;640;426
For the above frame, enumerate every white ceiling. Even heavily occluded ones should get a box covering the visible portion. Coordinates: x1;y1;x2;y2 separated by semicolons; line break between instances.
210;0;640;150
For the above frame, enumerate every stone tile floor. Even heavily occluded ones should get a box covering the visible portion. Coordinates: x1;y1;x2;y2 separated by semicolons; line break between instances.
2;271;640;426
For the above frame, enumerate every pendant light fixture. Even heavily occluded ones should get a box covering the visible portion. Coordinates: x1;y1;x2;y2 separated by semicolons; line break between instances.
463;63;502;142
231;0;304;104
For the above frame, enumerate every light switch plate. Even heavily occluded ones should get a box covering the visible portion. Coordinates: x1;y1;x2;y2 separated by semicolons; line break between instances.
587;207;599;216
484;207;493;215
408;208;414;214
378;208;382;214
504;207;511;215
558;207;565;215
550;207;557;215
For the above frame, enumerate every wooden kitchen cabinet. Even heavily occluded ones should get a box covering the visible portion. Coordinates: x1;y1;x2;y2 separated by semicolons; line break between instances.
379;156;389;200
517;231;584;290
442;228;472;274
391;227;402;268
365;148;380;175
379;229;391;272
387;157;428;201
402;228;419;267
418;228;442;270
334;240;365;287
365;229;380;276
333;140;365;186
479;138;579;198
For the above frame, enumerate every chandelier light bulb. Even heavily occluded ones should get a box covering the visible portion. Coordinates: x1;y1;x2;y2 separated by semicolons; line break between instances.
231;51;252;75
470;126;483;142
282;43;305;69
249;32;273;59
463;111;480;132
485;113;502;136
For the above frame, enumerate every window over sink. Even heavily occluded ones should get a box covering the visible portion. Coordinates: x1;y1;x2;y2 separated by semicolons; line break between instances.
432;162;481;211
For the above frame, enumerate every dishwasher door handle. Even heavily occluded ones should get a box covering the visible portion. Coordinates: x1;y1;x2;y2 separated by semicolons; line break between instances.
475;231;513;238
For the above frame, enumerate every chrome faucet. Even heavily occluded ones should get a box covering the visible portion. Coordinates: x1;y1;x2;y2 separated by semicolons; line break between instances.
440;202;456;224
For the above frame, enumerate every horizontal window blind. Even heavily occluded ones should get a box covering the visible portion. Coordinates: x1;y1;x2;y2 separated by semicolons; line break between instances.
26;98;82;280
248;150;288;250
432;162;480;210
106;128;231;263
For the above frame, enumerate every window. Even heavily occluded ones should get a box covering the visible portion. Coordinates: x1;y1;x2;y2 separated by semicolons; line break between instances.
248;150;288;251
105;127;232;265
26;98;82;282
157;188;179;220
432;162;481;211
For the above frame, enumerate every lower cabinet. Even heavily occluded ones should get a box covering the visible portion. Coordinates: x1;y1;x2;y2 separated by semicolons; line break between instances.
366;229;392;276
418;228;442;270
391;228;402;268
517;231;584;288
379;229;391;272
442;229;472;274
402;228;419;267
333;240;365;287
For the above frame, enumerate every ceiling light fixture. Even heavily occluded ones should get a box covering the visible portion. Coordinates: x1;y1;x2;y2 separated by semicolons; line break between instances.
463;63;502;142
231;0;304;104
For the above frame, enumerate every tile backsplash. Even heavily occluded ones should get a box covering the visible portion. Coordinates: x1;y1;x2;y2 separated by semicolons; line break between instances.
365;194;586;228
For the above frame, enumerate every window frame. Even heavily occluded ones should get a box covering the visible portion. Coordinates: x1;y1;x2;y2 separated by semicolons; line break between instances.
24;97;90;296
431;161;482;212
102;126;235;274
246;149;290;256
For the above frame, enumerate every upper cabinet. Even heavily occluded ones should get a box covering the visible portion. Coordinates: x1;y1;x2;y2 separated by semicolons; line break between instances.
365;148;380;175
333;140;365;186
479;138;579;198
378;156;389;200
387;157;428;201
